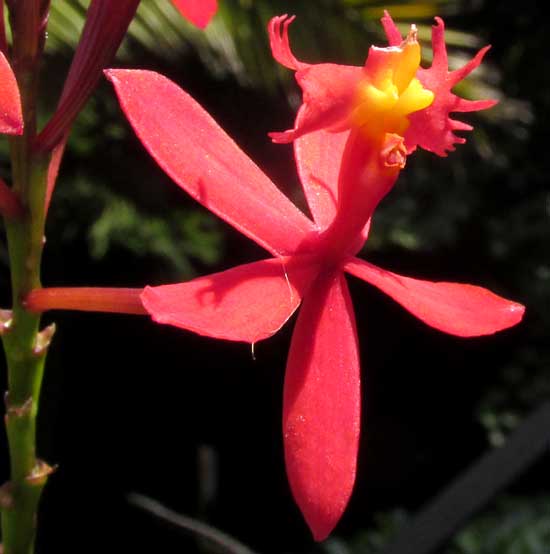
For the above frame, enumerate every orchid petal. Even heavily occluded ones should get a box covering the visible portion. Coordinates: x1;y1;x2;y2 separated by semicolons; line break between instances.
284;272;360;541
294;109;371;241
268;15;304;70
453;97;497;113
405;17;497;156
106;69;317;256
142;256;319;343
345;257;525;337
448;45;491;87
269;63;362;144
381;10;402;47
294;107;349;229
0;50;23;135
268;15;362;144
171;0;217;29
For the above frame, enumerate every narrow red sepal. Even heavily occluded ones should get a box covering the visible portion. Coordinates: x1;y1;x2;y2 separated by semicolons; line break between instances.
294;107;349;229
142;256;319;343
106;69;317;256
171;0;217;29
0;50;23;135
284;272;360;541
294;109;371;244
405;17;497;156
345;257;525;336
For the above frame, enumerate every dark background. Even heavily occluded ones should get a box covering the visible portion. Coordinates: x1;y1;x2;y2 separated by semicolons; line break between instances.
1;0;548;552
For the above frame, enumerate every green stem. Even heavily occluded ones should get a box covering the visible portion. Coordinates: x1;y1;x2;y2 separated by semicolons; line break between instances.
1;158;52;554
1;3;52;553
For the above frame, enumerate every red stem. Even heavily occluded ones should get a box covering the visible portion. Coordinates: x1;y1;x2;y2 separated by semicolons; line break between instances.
35;0;140;152
25;287;147;315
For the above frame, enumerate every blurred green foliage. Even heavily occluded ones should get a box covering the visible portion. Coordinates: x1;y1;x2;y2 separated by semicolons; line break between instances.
325;495;550;553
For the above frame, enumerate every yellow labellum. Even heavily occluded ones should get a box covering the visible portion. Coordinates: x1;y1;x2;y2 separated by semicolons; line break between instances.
352;26;434;139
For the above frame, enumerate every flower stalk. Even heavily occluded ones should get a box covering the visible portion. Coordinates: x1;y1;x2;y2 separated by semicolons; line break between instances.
0;3;52;552
25;287;147;315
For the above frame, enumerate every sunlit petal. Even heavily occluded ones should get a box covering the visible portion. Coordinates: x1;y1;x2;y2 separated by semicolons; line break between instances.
142;256;319;343
345;257;525;336
106;69;317;256
284;272;360;540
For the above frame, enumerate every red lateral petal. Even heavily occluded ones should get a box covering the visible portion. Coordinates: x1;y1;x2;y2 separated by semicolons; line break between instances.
284;272;360;540
405;17;496;156
381;10;402;46
268;16;362;144
0;50;23;135
142;256;319;343
270;63;363;144
345;257;525;337
268;15;304;70
453;97;497;113
106;69;316;256
171;0;217;29
448;45;491;87
294;109;371;241
294;106;349;229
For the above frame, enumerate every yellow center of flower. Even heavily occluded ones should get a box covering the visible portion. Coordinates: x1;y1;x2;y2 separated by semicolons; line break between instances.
352;26;434;139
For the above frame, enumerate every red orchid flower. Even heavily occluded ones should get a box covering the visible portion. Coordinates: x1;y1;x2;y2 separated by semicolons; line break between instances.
104;13;524;541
